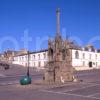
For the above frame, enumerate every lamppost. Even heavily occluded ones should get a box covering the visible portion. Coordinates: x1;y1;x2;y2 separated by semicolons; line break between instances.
20;51;32;85
27;51;30;76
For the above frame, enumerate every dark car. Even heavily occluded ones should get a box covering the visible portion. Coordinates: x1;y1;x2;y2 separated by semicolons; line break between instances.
0;62;10;70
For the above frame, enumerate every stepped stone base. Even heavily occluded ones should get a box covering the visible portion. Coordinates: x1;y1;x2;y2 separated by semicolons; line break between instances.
44;61;74;83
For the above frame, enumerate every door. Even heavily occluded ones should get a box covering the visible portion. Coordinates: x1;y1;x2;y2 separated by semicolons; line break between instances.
89;62;92;67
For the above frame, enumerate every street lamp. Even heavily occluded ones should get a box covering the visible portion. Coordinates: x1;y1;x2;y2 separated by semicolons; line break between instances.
20;51;32;85
27;51;30;76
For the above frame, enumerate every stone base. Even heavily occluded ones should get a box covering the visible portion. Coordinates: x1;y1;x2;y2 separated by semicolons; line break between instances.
44;64;74;83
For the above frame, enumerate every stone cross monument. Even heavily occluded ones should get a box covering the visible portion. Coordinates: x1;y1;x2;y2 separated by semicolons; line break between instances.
44;8;74;83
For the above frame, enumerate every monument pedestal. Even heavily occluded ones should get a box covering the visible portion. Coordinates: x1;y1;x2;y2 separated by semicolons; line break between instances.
44;61;74;83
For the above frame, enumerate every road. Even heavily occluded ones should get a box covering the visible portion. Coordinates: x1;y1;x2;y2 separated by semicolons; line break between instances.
0;74;43;85
0;68;100;85
0;69;100;100
0;65;43;85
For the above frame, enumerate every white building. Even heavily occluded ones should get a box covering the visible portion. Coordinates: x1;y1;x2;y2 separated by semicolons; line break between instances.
72;47;100;70
12;46;100;71
13;49;48;69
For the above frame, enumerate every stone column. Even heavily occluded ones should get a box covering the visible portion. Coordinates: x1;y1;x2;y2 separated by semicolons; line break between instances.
56;8;60;36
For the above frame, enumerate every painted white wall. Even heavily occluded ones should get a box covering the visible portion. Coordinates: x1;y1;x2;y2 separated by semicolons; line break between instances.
72;49;100;70
13;49;100;70
13;51;48;69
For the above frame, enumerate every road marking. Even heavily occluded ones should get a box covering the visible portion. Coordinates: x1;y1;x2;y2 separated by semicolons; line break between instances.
76;72;100;77
0;81;19;86
60;84;100;93
88;93;100;97
0;74;6;77
47;82;100;93
40;90;100;100
44;82;79;89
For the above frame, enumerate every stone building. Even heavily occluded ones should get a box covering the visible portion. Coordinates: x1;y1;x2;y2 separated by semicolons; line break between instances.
0;49;28;64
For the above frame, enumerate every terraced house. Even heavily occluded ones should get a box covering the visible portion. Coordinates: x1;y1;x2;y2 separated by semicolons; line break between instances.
12;45;100;70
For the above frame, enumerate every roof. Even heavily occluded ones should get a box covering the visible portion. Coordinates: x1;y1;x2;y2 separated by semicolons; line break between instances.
14;49;48;57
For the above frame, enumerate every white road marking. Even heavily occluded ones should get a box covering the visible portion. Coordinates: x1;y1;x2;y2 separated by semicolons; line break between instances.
40;90;100;100
46;82;99;90
88;93;100;97
60;84;100;93
0;74;6;77
76;72;100;77
46;82;78;89
80;81;100;86
0;81;19;85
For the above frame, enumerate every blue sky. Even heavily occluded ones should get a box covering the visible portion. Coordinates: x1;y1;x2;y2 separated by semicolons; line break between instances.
0;0;100;52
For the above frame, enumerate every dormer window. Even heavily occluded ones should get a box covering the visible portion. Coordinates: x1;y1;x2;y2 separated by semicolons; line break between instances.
89;49;91;52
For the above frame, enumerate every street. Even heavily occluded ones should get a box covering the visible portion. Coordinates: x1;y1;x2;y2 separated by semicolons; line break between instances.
0;65;100;85
0;65;43;85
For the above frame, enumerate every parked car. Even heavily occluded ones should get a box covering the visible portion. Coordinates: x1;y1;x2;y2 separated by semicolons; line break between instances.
0;62;10;70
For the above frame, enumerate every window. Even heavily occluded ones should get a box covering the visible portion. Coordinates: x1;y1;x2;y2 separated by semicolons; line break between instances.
83;53;85;59
75;51;79;59
33;62;35;67
95;54;97;60
89;54;91;59
25;55;28;60
96;62;97;67
29;55;31;61
83;61;85;66
33;55;35;59
43;53;46;59
38;54;40;59
22;56;24;61
20;56;22;61
38;61;41;67
93;62;95;65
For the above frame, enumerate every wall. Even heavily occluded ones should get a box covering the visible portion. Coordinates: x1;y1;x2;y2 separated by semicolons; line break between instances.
72;49;100;70
13;51;48;69
13;49;100;70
